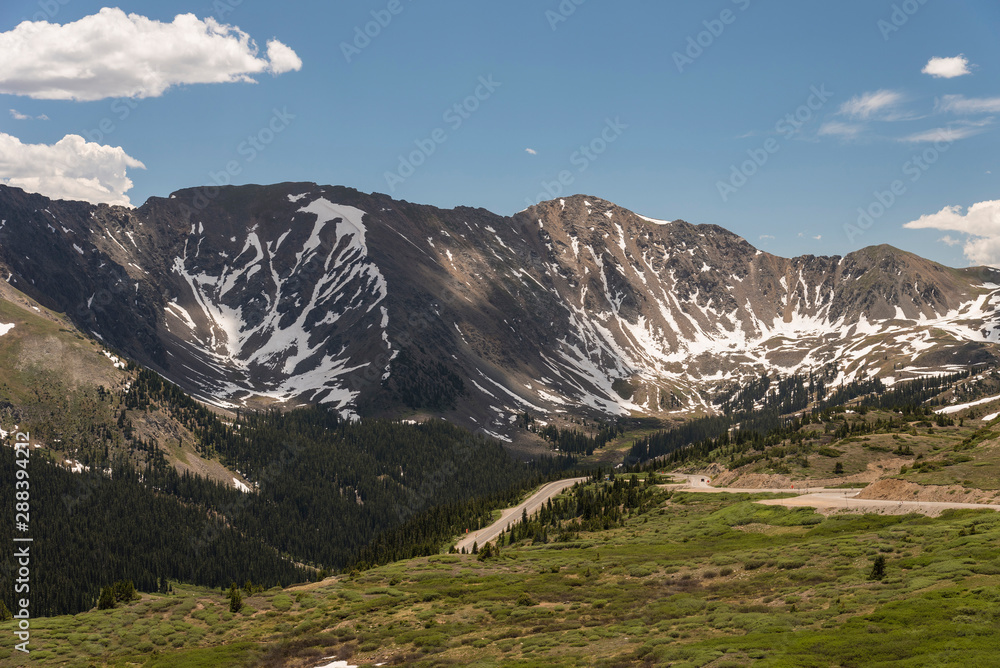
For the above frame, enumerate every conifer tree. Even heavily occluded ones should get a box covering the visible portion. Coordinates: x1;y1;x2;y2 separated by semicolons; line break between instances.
97;587;115;610
228;583;243;613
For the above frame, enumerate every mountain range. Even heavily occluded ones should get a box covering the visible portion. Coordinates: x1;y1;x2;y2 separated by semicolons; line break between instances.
2;182;999;443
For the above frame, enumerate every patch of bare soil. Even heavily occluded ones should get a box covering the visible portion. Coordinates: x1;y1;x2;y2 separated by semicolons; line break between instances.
857;477;1000;504
16;334;124;390
704;457;915;489
726;473;794;489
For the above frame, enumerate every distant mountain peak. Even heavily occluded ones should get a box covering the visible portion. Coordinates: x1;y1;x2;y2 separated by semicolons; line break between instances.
2;182;999;441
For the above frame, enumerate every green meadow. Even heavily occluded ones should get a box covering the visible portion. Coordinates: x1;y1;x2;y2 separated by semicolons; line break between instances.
4;486;999;667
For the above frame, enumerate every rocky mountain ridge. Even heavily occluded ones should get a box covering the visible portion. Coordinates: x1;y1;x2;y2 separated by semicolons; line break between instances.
1;182;998;440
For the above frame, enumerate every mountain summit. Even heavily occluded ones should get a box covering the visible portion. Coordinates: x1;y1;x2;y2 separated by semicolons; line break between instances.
1;183;998;439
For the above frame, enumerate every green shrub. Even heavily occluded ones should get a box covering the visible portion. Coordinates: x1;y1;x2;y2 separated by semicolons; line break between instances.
270;594;293;612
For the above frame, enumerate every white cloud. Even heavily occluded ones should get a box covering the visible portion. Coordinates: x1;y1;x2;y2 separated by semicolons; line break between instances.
0;8;302;101
818;121;864;139
899;119;992;144
265;40;303;75
525;148;538;155
9;109;47;121
839;90;904;120
813;235;822;240
758;234;775;241
936;94;1000;115
922;55;972;79
939;235;961;247
0;133;145;206
903;200;1000;265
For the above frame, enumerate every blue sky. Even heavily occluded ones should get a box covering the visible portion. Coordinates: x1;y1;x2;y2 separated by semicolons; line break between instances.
0;1;998;267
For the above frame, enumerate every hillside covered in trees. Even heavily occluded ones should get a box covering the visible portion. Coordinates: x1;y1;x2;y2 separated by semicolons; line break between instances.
0;370;570;617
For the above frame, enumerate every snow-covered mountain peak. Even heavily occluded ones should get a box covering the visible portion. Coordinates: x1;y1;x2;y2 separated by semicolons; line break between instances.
2;182;999;438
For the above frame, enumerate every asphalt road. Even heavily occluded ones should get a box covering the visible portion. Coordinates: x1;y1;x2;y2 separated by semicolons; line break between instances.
453;477;588;552
455;472;1000;553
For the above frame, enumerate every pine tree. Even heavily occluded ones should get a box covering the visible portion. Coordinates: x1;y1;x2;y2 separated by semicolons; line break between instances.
97;587;115;610
869;555;887;581
228;583;243;613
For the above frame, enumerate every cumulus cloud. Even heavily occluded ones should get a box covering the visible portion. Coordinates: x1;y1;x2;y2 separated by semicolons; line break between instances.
903;200;1000;266
839;90;905;120
936;94;1000;115
0;132;146;206
922;55;972;79
265;40;304;75
0;8;302;101
525;148;538;155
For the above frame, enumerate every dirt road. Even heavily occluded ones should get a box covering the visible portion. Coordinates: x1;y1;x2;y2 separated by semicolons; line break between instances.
663;474;845;495
453;477;588;552
756;492;1000;516
666;474;1000;516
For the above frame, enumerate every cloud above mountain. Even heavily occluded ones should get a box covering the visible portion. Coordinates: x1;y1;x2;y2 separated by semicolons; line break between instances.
0;8;302;101
0;133;145;206
904;200;1000;266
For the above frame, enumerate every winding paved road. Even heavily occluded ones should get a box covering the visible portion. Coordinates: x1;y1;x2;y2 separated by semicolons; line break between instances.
453;477;588;552
455;472;1000;553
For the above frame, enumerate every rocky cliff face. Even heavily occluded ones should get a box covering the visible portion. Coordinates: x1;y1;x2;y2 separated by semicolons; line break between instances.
2;183;998;440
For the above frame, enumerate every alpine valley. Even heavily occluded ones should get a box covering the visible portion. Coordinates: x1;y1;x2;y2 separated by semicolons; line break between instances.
5;183;1000;667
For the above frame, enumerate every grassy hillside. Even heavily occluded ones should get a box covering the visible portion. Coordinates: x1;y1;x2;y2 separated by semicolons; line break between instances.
634;381;1000;503
0;289;246;488
5;481;999;667
0;288;560;618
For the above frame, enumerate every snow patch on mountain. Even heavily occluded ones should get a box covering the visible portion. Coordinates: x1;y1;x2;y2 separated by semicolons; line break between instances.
164;196;388;410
